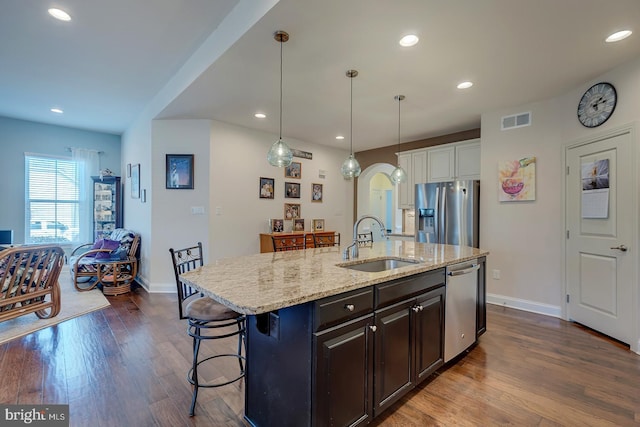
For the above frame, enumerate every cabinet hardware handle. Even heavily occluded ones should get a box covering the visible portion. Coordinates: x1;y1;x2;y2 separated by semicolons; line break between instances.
419;305;424;311
610;245;628;252
345;304;355;312
369;325;377;332
412;306;420;313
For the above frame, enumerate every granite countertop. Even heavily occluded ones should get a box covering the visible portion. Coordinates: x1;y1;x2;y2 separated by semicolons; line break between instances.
180;241;489;315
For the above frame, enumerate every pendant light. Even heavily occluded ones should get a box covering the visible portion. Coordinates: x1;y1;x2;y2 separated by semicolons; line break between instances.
267;31;293;167
341;70;361;179
390;95;407;184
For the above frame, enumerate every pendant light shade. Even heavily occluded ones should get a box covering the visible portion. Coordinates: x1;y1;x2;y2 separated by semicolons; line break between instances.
267;31;293;168
341;70;361;179
390;94;407;184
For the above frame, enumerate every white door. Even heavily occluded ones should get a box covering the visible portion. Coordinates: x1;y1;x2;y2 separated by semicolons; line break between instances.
565;127;636;345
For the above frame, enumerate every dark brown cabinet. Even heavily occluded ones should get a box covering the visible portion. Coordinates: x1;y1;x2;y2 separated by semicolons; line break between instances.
244;261;484;427
414;288;446;382
314;270;446;425
374;285;445;415
314;315;374;427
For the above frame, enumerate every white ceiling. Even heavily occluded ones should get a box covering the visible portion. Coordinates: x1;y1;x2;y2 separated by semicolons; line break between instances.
2;0;640;152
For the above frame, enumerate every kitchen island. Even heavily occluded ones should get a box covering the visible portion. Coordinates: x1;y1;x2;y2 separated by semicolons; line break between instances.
180;240;489;427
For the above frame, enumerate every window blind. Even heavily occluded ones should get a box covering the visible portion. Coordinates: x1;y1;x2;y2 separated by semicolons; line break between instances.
25;155;81;244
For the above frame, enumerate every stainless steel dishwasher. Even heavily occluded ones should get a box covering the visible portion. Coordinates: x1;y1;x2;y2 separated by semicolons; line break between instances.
445;259;480;362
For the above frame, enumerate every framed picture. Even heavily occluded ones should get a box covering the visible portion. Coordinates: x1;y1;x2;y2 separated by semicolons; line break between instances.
498;157;536;202
312;183;323;202
294;218;305;231
285;182;301;198
166;154;194;189
312;219;325;231
284;161;302;179
271;219;284;233
131;164;140;199
284;203;301;220
260;177;275;199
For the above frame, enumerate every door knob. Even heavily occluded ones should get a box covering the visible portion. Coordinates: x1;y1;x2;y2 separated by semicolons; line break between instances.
610;245;628;252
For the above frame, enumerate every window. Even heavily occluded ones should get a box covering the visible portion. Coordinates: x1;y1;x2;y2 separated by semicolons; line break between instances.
25;155;82;244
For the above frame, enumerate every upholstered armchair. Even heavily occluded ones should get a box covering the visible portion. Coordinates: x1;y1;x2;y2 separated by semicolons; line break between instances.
69;228;140;295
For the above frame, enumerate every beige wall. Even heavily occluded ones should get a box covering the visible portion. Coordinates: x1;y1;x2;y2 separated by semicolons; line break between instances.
480;56;640;351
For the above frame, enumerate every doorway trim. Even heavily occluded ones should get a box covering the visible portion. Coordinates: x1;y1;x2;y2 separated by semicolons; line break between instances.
357;163;396;226
562;122;639;353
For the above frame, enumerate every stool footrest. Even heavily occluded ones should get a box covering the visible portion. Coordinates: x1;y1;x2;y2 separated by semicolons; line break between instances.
187;353;245;388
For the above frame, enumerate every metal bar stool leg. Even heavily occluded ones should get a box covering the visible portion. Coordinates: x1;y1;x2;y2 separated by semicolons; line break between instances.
237;324;245;372
189;326;202;417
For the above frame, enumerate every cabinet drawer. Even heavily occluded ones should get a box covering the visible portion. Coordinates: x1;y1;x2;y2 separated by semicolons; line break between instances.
375;269;445;309
314;287;374;331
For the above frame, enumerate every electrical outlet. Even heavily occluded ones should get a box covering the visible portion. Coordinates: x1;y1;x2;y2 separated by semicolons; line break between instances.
492;269;501;280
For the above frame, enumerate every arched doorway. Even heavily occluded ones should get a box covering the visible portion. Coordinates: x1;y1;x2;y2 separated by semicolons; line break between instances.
357;163;400;237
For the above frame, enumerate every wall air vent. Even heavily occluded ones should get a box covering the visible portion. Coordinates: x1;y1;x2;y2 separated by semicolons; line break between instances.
501;111;531;130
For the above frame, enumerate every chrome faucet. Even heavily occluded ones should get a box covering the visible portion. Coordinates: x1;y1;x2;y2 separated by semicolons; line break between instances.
343;215;387;260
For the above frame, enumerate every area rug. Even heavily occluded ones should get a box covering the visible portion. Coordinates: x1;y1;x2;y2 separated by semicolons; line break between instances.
0;266;110;344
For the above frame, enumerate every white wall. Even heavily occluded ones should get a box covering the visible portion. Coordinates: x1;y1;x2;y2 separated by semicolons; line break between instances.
209;121;354;261
140;119;353;292
150;120;212;291
480;56;640;334
120;0;278;290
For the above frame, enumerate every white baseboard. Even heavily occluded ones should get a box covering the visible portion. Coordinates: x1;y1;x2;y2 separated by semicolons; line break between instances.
150;283;176;293
134;274;175;293
487;293;562;318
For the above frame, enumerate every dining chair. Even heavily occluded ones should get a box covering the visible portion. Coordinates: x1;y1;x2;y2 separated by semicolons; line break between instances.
357;231;374;246
272;235;306;251
313;232;340;247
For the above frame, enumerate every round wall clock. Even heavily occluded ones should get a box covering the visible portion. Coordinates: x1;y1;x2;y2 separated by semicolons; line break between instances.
577;82;617;128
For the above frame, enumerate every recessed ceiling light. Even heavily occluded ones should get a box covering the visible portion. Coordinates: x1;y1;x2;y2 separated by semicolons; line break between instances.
48;8;71;21
399;35;419;47
606;30;632;43
254;113;266;118
457;81;473;89
50;108;64;114
335;135;345;140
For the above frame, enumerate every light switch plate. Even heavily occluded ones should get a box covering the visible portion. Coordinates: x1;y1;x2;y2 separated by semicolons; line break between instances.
191;206;205;215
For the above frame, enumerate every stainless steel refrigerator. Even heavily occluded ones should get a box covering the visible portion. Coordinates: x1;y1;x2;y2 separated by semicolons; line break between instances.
414;180;480;247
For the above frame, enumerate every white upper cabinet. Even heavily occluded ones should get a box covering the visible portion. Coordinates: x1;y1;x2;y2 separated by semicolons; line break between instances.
455;140;481;180
397;152;413;208
397;149;428;209
427;139;480;182
397;139;480;209
427;146;455;182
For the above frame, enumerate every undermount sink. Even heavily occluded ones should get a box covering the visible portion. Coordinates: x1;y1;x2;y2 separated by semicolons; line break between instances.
338;257;420;273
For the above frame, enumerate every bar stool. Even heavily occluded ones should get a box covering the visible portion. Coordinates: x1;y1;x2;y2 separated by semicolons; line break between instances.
169;242;246;416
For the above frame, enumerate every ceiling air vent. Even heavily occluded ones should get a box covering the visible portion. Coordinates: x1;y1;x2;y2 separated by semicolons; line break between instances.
501;111;531;130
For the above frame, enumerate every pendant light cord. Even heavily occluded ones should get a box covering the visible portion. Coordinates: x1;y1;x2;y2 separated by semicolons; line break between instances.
350;74;353;155
397;96;401;153
279;38;283;141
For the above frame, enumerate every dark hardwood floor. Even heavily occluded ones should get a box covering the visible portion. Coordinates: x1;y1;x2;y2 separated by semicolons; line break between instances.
1;286;638;426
